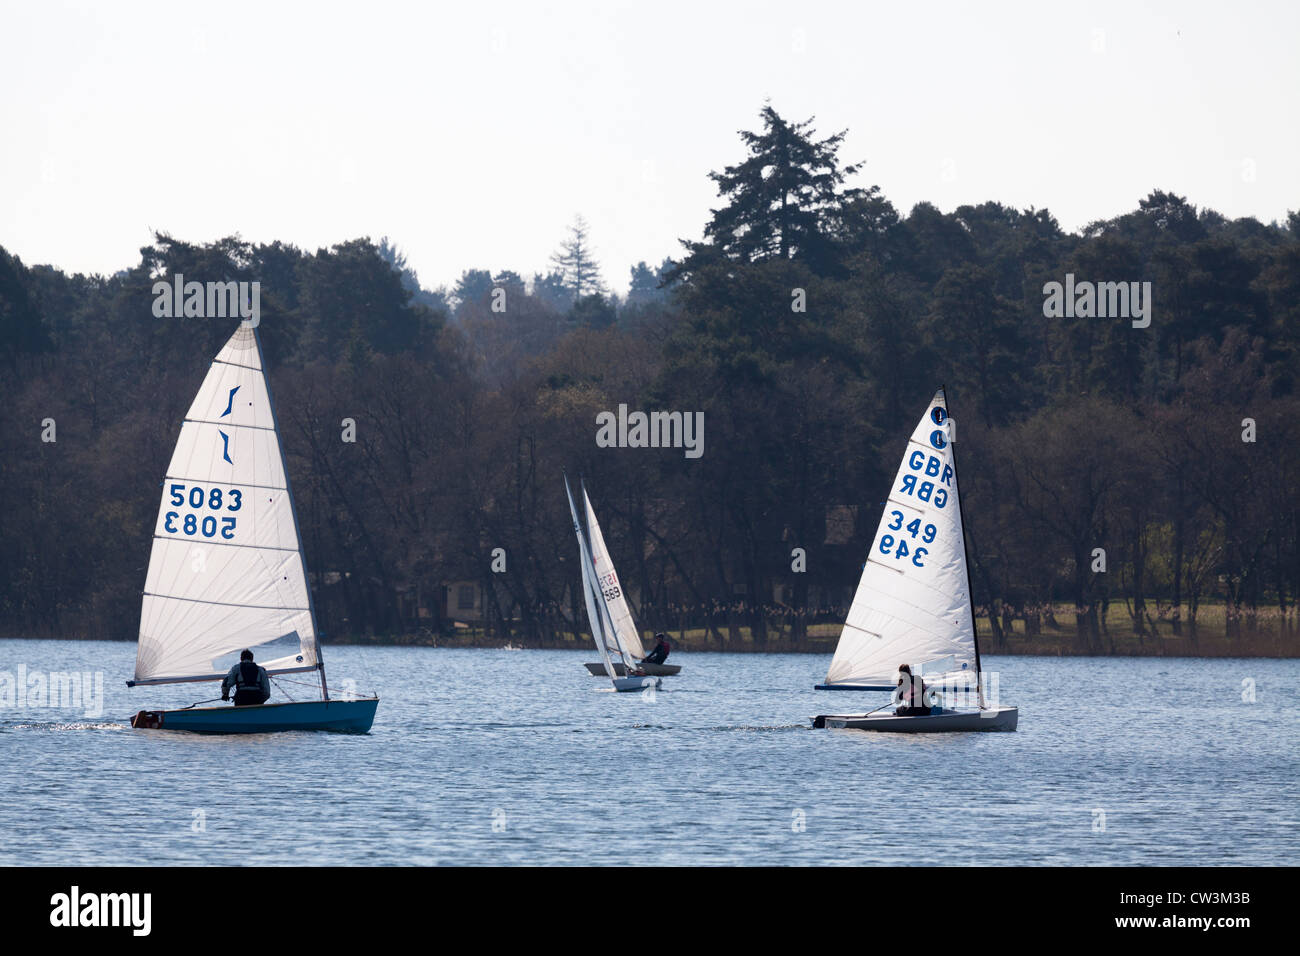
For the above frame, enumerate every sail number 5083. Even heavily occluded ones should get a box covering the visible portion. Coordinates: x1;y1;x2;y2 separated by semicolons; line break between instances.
164;483;242;539
881;510;937;567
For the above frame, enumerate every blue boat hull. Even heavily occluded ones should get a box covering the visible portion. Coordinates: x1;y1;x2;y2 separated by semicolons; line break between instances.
131;698;379;734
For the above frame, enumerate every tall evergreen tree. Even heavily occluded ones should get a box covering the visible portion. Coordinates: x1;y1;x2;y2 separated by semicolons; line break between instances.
549;215;606;303
673;104;870;279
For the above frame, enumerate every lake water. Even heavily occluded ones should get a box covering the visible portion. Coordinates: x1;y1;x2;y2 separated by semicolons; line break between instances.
1;639;1296;865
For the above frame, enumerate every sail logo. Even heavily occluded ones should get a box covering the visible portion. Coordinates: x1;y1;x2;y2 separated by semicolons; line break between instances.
929;406;950;448
596;404;704;459
0;665;104;717
152;273;261;327
49;886;151;936
1042;273;1152;328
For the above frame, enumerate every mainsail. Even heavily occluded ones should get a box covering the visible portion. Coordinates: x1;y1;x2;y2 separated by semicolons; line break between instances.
565;476;618;678
823;388;978;689
132;324;321;686
581;483;646;660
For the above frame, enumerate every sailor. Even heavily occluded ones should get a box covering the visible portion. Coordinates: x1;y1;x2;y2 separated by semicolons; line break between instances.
222;649;271;706
895;663;930;717
642;632;671;665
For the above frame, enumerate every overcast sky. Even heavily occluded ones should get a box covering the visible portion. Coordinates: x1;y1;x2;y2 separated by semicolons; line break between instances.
2;0;1297;295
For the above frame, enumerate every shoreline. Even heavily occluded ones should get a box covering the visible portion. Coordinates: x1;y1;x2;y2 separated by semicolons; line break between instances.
3;629;1296;659
328;630;1300;658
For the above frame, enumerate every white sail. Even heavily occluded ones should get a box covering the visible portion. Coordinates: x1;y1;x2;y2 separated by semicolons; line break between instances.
565;476;616;679
133;324;320;684
582;485;646;660
823;388;977;688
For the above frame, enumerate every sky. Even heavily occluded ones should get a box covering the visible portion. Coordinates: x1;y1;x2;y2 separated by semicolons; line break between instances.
2;0;1297;296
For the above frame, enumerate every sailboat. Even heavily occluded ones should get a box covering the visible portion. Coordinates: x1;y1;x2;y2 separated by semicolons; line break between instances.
127;322;379;733
811;388;1017;732
577;483;681;677
565;476;662;692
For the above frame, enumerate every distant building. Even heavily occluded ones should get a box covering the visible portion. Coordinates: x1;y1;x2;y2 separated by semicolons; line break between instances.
444;580;484;622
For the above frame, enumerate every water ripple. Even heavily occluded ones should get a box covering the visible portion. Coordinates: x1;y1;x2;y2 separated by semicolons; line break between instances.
0;641;1296;865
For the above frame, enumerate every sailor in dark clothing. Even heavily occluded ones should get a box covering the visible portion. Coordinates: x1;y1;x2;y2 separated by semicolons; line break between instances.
642;633;671;666
221;649;271;706
895;663;931;717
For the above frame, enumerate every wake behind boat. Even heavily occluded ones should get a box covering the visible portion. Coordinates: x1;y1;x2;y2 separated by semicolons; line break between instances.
565;476;662;693
811;388;1016;733
126;322;378;733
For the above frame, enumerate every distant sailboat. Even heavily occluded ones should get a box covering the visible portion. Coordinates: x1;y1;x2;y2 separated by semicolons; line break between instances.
812;388;1016;732
128;322;378;733
578;482;681;677
565;476;662;692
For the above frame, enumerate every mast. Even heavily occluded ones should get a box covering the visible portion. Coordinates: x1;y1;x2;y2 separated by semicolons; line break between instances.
254;325;328;701
943;385;985;710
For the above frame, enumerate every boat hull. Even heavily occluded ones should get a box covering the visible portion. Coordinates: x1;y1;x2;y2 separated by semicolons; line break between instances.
612;676;662;692
130;698;379;734
585;661;681;677
812;706;1017;732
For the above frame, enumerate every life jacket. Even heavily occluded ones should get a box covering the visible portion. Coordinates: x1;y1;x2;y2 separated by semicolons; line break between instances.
237;660;261;689
898;674;925;706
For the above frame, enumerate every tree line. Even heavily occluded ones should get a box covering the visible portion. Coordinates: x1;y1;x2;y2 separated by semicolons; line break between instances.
1;104;1297;653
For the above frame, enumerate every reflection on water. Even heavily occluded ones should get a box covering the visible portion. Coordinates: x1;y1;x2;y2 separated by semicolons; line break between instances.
0;639;1296;865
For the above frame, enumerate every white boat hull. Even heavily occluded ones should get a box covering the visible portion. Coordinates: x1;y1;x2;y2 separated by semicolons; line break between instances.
612;676;662;692
812;706;1018;732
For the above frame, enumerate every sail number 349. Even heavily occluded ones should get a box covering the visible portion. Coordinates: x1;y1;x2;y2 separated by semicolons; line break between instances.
880;511;937;567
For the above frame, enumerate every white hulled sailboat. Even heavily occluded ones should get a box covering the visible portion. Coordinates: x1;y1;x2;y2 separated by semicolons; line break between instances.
578;482;680;677
812;388;1016;732
565;475;661;692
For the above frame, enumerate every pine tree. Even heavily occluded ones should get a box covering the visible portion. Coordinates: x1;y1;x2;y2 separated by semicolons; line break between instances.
674;104;870;278
549;216;606;303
